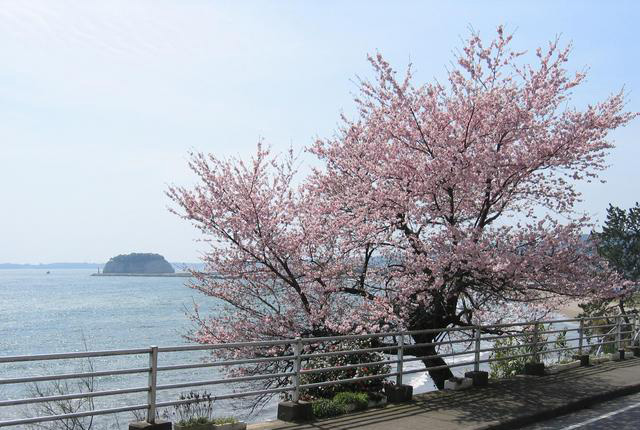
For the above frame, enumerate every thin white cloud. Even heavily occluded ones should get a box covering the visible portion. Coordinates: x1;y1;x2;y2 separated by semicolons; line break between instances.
0;0;638;262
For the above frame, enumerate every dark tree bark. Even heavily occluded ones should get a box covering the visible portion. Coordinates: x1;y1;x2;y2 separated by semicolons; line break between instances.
406;300;456;389
409;332;453;389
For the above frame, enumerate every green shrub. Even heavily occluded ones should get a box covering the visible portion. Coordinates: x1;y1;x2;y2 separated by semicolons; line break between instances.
173;391;214;426
300;339;390;399
312;399;348;418
489;327;548;379
170;391;239;428
332;391;369;411
311;391;372;418
177;416;238;428
212;417;238;425
489;325;582;378
601;339;618;354
177;416;211;427
489;336;528;378
553;329;574;363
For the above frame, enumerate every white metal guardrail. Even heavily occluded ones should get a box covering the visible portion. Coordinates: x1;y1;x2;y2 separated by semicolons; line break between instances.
0;314;637;427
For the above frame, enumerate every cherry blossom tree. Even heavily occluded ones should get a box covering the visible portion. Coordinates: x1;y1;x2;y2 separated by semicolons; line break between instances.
168;27;636;391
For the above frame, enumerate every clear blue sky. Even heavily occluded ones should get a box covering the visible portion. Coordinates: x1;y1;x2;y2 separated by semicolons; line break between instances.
1;0;638;263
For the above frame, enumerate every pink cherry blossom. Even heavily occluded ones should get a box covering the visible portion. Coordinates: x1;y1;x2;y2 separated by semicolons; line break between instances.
168;27;637;390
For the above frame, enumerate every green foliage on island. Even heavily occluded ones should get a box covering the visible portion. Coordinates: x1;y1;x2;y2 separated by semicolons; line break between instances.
102;253;175;274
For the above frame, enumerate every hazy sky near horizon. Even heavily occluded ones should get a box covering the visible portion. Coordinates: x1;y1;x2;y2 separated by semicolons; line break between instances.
1;1;639;264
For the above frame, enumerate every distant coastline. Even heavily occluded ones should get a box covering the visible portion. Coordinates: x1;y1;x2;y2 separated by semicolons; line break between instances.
91;272;192;278
0;262;205;270
0;263;99;270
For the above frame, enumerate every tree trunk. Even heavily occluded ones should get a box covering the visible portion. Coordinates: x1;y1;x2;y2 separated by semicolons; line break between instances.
405;300;456;389
409;331;453;389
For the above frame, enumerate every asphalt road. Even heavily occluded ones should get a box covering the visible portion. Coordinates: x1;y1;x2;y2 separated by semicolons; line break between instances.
519;391;640;429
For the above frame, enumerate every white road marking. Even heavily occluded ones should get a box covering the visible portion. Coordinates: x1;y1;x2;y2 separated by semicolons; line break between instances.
560;402;640;429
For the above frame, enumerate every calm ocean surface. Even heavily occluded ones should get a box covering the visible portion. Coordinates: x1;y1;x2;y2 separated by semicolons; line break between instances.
0;269;202;357
0;269;449;429
0;269;249;428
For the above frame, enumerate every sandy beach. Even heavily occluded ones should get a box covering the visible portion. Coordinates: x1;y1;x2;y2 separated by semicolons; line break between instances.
558;301;584;318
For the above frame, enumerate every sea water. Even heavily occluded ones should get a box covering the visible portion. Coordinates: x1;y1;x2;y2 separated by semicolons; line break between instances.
0;269;239;428
0;269;467;429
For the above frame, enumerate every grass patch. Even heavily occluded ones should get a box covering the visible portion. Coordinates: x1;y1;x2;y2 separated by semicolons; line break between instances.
212;417;238;425
312;391;374;418
312;398;348;418
332;392;369;410
177;416;238;427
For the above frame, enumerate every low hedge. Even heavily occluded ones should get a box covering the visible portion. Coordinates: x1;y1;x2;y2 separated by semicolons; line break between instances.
332;392;368;410
312;391;374;418
312;398;348;418
300;339;390;399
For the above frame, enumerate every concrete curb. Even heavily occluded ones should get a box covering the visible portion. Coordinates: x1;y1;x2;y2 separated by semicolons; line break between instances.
474;382;640;430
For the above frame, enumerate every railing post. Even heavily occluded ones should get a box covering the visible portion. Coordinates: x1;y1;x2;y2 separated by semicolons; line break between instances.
533;323;540;363
616;314;622;352
578;318;584;356
524;322;545;376
465;326;488;386
396;335;404;386
277;337;312;422
633;313;639;357
147;345;158;424
387;332;412;402
292;337;302;403
474;328;481;373
576;317;589;366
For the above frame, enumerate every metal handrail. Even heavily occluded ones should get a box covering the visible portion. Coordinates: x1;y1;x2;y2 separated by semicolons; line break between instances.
0;386;149;407
157;355;294;372
0;348;152;363
0;404;148;427
155;371;295;391
0;367;150;385
1;313;637;428
155;386;293;407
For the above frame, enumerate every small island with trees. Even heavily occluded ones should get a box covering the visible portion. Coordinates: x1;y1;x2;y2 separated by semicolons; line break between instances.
92;253;190;277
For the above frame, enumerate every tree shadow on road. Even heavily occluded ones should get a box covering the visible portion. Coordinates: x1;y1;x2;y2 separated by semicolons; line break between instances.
262;359;640;430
